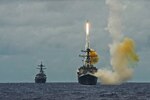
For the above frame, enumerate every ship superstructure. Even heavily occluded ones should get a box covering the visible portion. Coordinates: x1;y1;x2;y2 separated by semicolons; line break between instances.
35;62;47;83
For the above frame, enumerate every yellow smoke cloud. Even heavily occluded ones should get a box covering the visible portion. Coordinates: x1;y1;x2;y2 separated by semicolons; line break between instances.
89;49;99;64
115;37;139;68
95;37;139;85
94;0;139;85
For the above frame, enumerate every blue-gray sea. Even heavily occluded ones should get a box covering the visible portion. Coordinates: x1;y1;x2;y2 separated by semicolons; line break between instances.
0;83;149;100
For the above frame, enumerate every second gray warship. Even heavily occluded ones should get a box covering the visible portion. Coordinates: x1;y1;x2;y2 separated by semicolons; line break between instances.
35;62;47;83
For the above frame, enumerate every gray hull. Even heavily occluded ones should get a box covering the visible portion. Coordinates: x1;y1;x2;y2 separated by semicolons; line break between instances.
35;73;46;83
78;74;97;85
35;77;46;83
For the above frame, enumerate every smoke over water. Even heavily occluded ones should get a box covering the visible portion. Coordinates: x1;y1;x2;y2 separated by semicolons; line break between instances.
94;0;139;85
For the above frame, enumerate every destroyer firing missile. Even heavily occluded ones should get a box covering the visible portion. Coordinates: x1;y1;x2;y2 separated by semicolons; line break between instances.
77;21;99;85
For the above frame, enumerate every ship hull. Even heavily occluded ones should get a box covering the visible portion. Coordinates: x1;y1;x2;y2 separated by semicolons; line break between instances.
35;73;46;83
78;74;97;85
35;77;46;83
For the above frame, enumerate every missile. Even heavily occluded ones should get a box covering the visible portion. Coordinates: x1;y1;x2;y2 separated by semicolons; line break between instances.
85;20;90;49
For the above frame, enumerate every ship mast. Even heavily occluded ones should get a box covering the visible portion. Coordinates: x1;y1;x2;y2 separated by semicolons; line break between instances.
85;20;91;67
37;62;46;73
80;20;91;67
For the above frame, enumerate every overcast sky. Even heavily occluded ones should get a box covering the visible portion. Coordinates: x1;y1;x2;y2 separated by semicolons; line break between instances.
0;0;150;83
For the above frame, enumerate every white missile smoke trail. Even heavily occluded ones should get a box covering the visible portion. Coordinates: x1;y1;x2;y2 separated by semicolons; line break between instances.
106;0;123;41
86;21;90;36
85;21;90;49
94;0;139;85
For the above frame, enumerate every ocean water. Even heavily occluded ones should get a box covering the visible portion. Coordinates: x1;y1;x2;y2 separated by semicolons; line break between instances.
0;83;150;100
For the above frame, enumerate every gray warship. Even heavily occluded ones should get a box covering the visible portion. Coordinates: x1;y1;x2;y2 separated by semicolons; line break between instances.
35;62;47;83
77;21;98;85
